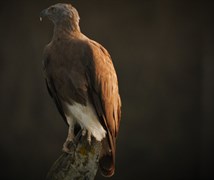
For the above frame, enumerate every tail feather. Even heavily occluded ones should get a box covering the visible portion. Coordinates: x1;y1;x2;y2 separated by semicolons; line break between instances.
99;133;116;177
99;154;115;177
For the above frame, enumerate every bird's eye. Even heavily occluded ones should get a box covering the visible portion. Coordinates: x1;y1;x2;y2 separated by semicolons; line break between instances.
49;7;56;12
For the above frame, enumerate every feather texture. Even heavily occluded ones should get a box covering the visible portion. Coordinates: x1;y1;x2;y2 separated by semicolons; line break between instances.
42;3;121;177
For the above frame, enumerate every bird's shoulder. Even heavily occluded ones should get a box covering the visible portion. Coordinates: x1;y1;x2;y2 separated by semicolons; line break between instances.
42;33;115;78
88;39;111;59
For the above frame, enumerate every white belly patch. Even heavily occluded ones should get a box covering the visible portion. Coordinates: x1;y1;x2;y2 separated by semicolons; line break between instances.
65;101;106;141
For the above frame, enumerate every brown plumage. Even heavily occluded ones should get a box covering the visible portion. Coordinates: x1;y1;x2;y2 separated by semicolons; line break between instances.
40;3;121;177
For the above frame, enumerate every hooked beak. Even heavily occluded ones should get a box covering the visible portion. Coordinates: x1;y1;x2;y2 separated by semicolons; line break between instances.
39;9;48;22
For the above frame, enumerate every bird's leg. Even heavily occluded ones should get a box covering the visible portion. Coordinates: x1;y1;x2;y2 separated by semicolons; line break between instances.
62;120;76;154
80;127;92;145
87;130;92;145
80;127;91;145
82;128;87;136
73;128;83;143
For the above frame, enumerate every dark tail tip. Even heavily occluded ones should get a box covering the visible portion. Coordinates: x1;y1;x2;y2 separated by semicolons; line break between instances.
99;154;115;177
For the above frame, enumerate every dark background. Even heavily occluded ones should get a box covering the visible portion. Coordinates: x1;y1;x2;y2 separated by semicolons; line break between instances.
0;0;214;179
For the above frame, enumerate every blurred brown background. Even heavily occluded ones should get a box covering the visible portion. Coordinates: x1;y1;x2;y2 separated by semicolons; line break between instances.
0;0;214;179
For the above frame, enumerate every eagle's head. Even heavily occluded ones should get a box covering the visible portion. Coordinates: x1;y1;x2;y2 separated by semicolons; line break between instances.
40;3;80;30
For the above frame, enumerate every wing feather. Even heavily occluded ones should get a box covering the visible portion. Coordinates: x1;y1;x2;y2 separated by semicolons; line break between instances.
85;40;121;176
86;40;121;138
45;77;67;124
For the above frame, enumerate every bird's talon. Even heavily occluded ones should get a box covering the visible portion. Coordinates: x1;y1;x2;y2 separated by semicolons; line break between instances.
62;140;76;154
87;131;92;145
82;129;86;136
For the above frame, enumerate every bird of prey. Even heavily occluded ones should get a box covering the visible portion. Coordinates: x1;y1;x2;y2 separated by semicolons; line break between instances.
40;3;121;177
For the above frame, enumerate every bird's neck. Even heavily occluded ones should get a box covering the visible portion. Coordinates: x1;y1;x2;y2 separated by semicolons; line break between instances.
53;21;81;40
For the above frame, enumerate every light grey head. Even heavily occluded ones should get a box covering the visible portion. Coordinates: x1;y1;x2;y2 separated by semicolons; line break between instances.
40;3;80;30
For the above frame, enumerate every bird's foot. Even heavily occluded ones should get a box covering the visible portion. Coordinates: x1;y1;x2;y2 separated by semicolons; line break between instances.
82;128;87;136
82;128;91;145
62;128;84;154
87;131;92;145
62;138;77;154
81;128;92;145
